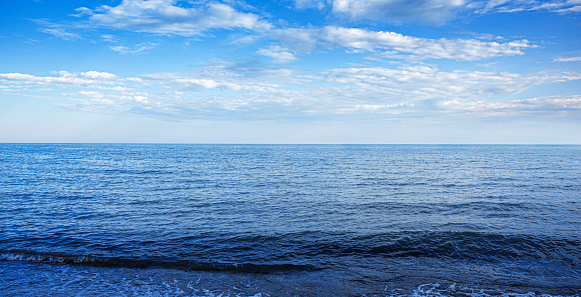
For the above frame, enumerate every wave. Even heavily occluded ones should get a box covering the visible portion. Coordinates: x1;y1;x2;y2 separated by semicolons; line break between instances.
0;250;319;273
215;231;581;265
2;231;579;269
337;231;581;261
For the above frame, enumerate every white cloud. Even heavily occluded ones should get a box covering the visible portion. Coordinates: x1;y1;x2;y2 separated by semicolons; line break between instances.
126;77;144;83
141;72;271;91
73;7;94;17
33;19;88;41
109;42;158;55
271;26;533;61
0;71;119;86
291;0;580;24
331;0;467;24
440;95;581;117
138;66;581;118
478;0;581;14
101;34;118;43
84;0;271;36
330;103;412;114
256;46;298;63
80;71;117;80
556;4;581;13
77;90;104;98
306;66;581;116
39;28;81;40
479;0;511;12
1;68;579;120
293;0;326;10
551;56;581;62
314;66;527;108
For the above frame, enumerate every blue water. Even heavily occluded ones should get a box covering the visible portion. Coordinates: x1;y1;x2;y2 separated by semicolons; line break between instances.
1;144;580;296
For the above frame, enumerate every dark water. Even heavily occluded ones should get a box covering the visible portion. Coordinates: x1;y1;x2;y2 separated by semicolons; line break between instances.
1;144;580;296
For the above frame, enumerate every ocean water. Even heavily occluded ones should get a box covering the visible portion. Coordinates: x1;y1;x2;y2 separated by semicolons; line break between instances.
0;144;579;296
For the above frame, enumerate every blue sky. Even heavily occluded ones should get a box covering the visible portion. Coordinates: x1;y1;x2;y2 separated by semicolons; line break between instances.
1;0;580;143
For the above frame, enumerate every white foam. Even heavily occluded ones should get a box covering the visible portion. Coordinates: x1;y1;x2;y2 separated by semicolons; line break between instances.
0;261;272;297
0;260;576;296
395;283;573;297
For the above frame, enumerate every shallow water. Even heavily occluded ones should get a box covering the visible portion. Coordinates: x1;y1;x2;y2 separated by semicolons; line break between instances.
1;144;580;296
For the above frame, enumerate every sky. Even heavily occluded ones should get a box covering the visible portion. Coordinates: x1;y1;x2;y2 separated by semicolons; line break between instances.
0;0;580;143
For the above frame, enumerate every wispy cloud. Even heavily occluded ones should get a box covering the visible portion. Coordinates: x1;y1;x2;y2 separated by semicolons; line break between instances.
31;1;546;63
270;26;534;61
100;34;119;43
330;0;466;25
39;28;81;40
2;67;579;120
479;0;581;14
32;18;89;41
292;0;581;24
293;0;327;10
141;72;274;92
82;0;271;36
551;56;581;62
109;42;158;55
440;95;581;117
78;71;117;80
256;46;298;63
310;66;581;114
0;71;118;86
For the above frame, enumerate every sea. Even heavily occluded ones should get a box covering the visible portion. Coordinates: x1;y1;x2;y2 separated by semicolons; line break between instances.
0;144;579;296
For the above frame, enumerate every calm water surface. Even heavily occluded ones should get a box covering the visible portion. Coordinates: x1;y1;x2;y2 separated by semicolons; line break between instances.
0;144;580;296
